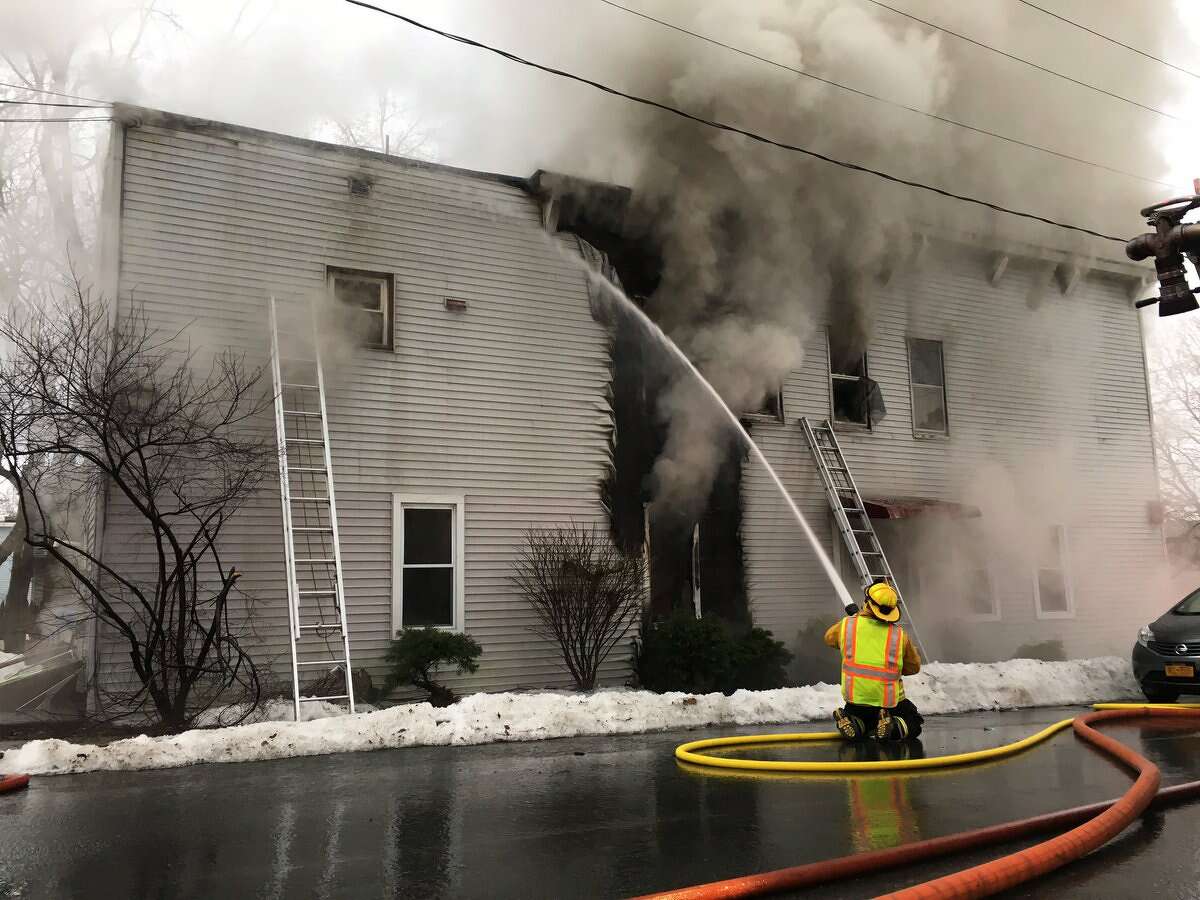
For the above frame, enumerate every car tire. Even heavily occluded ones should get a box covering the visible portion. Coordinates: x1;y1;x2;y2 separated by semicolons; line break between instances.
1141;686;1181;703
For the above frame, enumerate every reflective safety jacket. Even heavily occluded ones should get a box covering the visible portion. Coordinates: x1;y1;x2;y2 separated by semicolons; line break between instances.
837;615;908;708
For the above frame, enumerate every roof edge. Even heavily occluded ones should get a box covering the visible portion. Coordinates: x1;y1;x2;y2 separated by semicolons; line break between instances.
110;102;532;191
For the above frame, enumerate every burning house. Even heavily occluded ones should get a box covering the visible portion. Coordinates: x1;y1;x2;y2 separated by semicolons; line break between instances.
81;104;1164;705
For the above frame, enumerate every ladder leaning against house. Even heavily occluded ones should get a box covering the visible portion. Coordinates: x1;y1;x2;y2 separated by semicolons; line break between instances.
268;296;356;721
799;417;929;662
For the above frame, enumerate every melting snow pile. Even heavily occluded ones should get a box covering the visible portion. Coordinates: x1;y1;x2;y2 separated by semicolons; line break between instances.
4;656;1138;776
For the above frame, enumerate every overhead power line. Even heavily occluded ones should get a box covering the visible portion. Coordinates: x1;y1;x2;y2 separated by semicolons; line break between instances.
1014;0;1200;82
0;117;114;124
0;80;110;105
859;0;1181;122
596;0;1173;189
0;99;109;109
341;0;1128;244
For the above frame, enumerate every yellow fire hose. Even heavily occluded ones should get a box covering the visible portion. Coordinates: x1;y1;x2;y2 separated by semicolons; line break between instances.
674;702;1200;774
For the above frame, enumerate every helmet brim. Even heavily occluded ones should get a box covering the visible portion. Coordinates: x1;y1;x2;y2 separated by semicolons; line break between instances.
867;599;901;622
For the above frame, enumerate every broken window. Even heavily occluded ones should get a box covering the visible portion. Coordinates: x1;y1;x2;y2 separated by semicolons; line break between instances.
908;339;948;435
829;336;885;427
394;498;463;630
329;268;393;349
1034;525;1072;617
749;386;784;421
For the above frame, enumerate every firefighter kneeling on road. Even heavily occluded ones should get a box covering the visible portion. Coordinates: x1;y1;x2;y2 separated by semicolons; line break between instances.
824;579;923;742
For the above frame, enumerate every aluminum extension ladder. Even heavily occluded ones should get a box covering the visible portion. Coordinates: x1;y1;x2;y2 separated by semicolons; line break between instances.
799;417;928;661
268;296;356;721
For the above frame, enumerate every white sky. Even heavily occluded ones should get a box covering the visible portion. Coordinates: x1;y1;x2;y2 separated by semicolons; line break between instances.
8;1;1200;260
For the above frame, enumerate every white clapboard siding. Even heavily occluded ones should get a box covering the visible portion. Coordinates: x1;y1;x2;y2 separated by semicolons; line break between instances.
98;113;621;699
743;249;1164;665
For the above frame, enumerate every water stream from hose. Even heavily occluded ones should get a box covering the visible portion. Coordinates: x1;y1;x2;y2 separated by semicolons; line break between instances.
583;270;856;613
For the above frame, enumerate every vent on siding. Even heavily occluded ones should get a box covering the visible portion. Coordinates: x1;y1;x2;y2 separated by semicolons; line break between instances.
347;175;373;197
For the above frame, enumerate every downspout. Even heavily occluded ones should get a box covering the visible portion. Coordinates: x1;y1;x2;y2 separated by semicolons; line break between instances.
1134;303;1170;567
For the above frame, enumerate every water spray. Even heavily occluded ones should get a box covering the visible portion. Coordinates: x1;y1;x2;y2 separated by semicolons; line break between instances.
586;272;857;613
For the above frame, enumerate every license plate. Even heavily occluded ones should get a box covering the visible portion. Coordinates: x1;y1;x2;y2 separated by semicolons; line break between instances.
1165;664;1195;678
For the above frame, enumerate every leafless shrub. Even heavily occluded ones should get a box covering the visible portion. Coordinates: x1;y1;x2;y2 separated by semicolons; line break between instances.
510;523;645;691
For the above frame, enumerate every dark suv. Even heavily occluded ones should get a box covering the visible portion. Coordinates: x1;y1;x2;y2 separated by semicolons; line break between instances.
1133;587;1200;702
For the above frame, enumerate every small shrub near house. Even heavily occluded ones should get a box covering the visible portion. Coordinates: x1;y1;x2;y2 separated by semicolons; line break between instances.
384;627;482;707
634;610;792;694
1013;639;1066;662
792;616;842;687
511;523;645;691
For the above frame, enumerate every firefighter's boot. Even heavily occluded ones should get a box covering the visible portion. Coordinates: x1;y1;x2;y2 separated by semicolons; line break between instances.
834;707;868;742
874;707;909;742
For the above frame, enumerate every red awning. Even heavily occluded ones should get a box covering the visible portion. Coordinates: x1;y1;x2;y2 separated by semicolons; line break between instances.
862;496;981;520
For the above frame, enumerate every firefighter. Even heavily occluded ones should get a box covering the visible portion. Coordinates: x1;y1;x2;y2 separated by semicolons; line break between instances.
824;579;923;742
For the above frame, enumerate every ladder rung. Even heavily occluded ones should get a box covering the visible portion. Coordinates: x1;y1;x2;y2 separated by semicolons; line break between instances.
299;623;342;631
283;410;322;417
861;551;882;556
296;559;336;564
294;527;334;533
291;496;331;502
300;694;349;703
282;383;320;389
298;590;338;595
850;529;873;534
296;660;346;667
286;438;325;444
289;466;328;473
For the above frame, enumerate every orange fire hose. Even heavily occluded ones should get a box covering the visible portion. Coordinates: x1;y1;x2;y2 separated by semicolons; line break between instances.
634;707;1200;900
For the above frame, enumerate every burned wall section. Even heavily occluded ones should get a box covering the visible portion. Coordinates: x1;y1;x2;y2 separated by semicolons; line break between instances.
533;172;751;627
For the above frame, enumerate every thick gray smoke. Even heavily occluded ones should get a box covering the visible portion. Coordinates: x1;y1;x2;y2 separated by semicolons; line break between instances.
548;0;1195;515
589;1;956;512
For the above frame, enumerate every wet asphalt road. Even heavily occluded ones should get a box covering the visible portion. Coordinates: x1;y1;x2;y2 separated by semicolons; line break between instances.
2;707;1200;899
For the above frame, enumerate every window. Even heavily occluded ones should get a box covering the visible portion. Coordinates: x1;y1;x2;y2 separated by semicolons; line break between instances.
964;562;998;620
392;495;465;631
829;337;885;427
908;339;948;435
328;267;393;349
1034;525;1073;618
747;387;784;422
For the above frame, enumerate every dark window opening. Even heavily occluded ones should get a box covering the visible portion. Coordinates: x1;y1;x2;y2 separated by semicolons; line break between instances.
749;387;784;421
328;267;394;349
909;338;948;435
829;336;885;427
400;505;456;628
1035;526;1072;616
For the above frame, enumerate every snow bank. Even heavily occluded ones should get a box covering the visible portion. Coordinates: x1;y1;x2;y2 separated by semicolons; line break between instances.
3;656;1138;776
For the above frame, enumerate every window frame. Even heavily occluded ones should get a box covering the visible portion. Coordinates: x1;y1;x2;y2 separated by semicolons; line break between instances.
327;266;395;350
743;387;786;424
827;331;873;430
1033;524;1074;620
907;338;949;437
962;561;1001;622
391;494;466;633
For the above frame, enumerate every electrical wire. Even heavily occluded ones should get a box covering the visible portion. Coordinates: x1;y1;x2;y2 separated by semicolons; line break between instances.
1013;0;1200;82
0;99;109;109
0;117;113;124
0;80;110;105
595;0;1174;190
859;0;1181;122
340;0;1129;244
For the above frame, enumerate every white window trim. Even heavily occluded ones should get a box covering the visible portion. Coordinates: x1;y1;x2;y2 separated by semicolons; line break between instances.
327;267;394;350
907;338;949;438
1033;525;1074;620
827;331;872;430
392;494;466;634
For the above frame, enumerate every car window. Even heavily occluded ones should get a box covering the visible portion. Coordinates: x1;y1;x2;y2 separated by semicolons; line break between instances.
1172;588;1200;615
